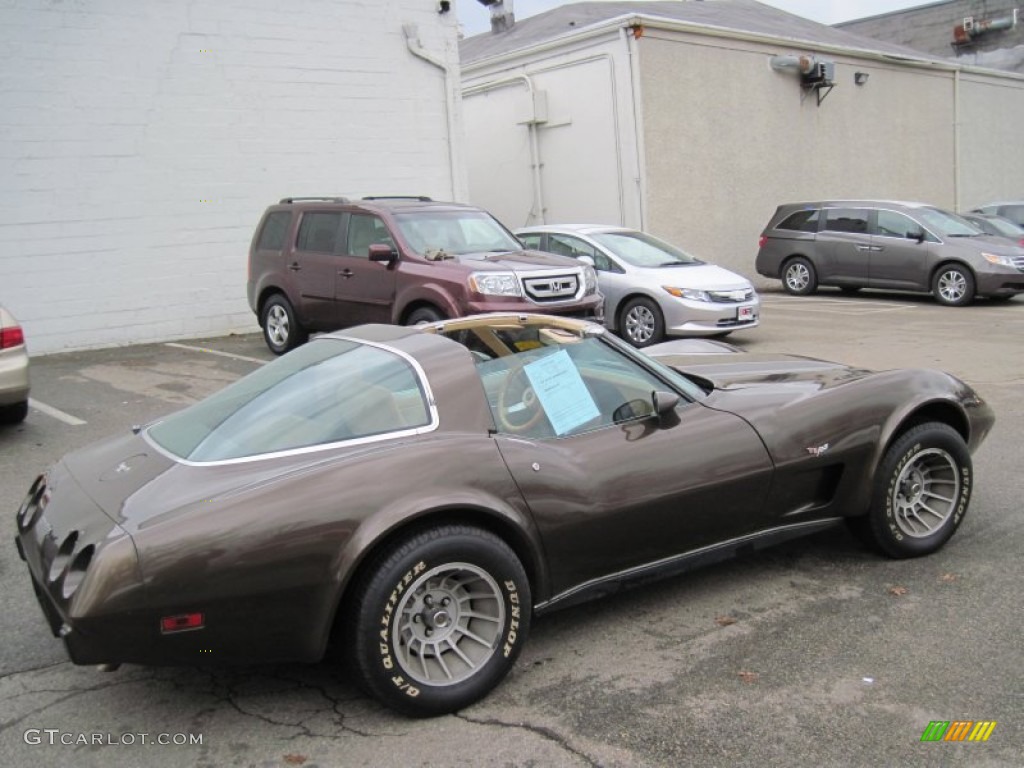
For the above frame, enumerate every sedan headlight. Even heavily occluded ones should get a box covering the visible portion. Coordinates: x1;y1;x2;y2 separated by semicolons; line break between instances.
663;286;711;302
469;272;522;297
982;252;1016;267
583;266;598;295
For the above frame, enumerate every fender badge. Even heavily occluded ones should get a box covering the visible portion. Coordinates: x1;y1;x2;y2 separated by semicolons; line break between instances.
807;443;830;457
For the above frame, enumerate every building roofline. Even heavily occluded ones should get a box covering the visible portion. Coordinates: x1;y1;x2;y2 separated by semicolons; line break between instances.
461;10;1024;82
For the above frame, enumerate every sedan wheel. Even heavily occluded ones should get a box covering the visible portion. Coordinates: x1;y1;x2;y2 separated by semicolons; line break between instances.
932;265;975;307
620;298;664;347
858;422;971;558
349;525;530;717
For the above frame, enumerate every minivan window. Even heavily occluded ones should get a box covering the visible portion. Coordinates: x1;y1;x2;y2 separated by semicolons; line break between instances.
875;210;921;239
257;211;291;251
777;209;820;232
824;208;869;234
297;212;343;252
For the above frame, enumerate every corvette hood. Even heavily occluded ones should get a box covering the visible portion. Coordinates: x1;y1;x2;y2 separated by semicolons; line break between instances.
663;353;872;392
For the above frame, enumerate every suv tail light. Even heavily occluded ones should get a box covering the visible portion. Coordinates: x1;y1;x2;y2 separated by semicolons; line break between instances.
1;324;24;349
758;235;768;249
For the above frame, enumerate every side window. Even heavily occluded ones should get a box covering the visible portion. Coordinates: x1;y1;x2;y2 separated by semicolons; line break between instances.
477;336;667;439
776;209;820;232
549;234;595;259
256;212;291;251
824;208;869;234
875;210;921;239
518;233;544;249
346;214;396;258
296;212;343;253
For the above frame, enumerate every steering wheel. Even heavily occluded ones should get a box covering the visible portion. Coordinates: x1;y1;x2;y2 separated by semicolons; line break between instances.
496;363;545;434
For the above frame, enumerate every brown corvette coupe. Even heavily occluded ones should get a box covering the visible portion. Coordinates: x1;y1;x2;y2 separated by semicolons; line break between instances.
15;314;993;716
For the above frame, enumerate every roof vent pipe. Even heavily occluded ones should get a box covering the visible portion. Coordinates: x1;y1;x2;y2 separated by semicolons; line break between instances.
476;0;515;33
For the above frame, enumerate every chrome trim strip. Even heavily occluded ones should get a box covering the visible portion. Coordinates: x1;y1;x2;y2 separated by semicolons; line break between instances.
535;518;844;611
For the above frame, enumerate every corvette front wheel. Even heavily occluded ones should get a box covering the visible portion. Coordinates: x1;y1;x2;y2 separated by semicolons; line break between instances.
348;525;530;716
861;422;972;559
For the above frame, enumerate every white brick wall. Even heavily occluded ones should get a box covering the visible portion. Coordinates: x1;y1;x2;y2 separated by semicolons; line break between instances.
0;0;464;353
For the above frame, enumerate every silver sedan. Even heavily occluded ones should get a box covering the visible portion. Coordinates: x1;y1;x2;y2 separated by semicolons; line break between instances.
0;305;30;424
516;225;759;346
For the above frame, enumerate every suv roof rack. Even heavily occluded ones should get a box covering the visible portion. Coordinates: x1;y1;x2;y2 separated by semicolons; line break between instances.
361;195;433;202
279;196;352;204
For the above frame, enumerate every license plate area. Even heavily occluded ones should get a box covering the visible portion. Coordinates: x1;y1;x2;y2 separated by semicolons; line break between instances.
737;306;755;321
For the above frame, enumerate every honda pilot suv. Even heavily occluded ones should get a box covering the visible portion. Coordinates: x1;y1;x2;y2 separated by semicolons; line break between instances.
247;196;602;353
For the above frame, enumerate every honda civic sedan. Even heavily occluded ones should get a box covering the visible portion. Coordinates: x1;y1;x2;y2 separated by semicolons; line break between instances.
517;225;758;346
16;314;993;716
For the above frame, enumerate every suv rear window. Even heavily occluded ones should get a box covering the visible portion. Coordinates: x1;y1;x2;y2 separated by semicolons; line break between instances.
297;212;343;252
776;209;820;232
257;212;291;251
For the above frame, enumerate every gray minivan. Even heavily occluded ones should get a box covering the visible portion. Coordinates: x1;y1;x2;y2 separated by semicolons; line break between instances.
755;201;1024;306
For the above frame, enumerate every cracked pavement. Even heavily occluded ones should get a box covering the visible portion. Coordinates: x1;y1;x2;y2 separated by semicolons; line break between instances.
1;292;1021;767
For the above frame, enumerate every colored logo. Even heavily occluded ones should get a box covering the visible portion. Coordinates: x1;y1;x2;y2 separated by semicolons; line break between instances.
920;721;996;742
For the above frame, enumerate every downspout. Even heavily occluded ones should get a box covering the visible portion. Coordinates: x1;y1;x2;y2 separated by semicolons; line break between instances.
953;68;961;212
403;24;464;201
622;24;647;230
462;74;546;225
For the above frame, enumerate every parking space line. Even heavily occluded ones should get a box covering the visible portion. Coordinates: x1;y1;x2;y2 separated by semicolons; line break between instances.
164;342;267;365
760;296;918;315
29;398;87;426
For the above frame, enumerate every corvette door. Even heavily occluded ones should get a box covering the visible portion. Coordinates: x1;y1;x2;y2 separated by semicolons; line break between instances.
481;339;773;598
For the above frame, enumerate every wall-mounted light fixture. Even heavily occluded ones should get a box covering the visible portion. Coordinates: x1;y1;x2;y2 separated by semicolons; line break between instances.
854;71;870;85
438;0;450;12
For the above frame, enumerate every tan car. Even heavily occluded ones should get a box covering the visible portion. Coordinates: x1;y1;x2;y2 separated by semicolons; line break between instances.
0;305;30;424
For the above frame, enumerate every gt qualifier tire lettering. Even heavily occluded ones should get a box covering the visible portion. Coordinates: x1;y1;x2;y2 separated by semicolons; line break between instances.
350;525;531;716
863;423;972;559
378;561;426;685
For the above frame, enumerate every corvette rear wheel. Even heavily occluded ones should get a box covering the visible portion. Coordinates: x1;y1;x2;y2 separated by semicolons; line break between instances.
349;525;530;716
861;422;971;558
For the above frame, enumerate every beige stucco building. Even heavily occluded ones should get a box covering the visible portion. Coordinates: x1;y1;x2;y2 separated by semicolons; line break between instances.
460;0;1024;283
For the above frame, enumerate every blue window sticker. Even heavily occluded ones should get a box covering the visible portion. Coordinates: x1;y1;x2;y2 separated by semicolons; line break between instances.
522;349;600;436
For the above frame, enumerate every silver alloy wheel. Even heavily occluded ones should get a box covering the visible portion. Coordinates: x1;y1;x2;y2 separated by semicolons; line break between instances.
393;562;505;687
266;304;290;346
785;263;810;292
891;447;960;538
937;270;967;304
625;304;656;344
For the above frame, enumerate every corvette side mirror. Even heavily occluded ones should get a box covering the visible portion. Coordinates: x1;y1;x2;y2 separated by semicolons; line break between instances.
652;390;681;429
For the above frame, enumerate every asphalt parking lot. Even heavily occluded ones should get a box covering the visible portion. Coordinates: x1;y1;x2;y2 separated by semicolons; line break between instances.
1;289;1021;767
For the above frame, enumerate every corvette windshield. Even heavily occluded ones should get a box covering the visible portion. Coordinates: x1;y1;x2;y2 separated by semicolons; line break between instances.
147;339;431;462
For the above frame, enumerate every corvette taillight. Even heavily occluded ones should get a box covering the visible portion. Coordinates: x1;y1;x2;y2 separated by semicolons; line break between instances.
0;324;24;349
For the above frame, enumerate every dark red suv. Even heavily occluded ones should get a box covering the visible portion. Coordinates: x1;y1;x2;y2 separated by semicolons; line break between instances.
247;196;603;353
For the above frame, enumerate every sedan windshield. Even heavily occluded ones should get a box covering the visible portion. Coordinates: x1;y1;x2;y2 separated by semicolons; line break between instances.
590;231;702;268
147;339;431;462
394;210;523;257
918;208;982;237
